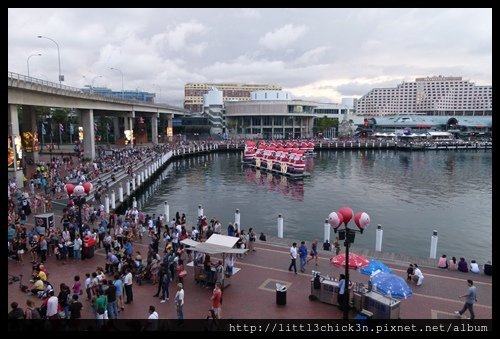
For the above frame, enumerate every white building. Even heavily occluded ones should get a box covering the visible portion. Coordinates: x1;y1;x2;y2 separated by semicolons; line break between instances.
355;76;492;116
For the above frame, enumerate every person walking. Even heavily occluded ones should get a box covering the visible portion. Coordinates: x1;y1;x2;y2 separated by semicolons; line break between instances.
288;242;298;274
174;283;185;325
334;236;341;255
210;282;223;319
307;239;319;266
298;241;308;273
455;279;477;319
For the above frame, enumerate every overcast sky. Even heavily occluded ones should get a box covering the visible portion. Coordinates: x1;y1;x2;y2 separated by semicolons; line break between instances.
8;8;492;107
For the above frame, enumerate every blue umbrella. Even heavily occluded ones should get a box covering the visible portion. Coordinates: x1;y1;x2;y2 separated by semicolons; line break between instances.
370;272;413;299
360;259;393;276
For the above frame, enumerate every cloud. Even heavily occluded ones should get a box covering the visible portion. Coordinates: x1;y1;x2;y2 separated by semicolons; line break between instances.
165;21;209;54
295;46;331;65
259;24;308;50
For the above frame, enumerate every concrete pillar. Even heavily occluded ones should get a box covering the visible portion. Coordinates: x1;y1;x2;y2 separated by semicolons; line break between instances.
104;194;110;214
111;190;116;209
151;115;158;144
430;230;438;259
235;209;241;233
375;224;383;252
277;214;283;238
198;204;203;217
132;197;137;208
119;184;124;202
137;173;141;186
164;201;169;222
126;180;130;196
113;117;120;142
8;105;24;188
80;109;96;159
124;117;130;130
324;219;330;243
131;176;136;191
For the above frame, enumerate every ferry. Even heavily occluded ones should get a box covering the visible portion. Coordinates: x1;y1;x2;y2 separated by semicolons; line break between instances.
242;140;312;178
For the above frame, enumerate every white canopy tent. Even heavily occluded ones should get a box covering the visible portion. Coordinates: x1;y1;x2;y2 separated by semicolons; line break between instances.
181;234;247;288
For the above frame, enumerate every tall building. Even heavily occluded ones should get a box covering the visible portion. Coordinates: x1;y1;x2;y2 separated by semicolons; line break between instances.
184;83;282;113
355;76;492;116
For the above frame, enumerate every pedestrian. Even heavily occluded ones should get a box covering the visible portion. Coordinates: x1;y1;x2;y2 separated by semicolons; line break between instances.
144;305;159;330
248;227;256;252
174;283;185;325
455;279;477;319
288;242;298;274
323;239;331;251
298;241;308;273
413;264;424;286
334;236;341;255
406;264;414;282
337;274;346;311
307;239;319;266
210;282;222;319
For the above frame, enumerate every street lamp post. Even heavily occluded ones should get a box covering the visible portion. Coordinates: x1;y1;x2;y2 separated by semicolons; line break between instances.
65;182;93;229
91;75;103;94
37;35;63;86
110;67;124;99
27;53;42;77
329;207;370;319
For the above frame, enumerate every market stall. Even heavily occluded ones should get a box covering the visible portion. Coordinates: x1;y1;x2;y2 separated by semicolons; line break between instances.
181;234;246;289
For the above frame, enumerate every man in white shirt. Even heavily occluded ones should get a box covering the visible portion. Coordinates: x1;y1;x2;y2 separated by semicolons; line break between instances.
144;305;159;330
413;264;424;286
46;290;59;319
288;242;298;274
124;268;133;304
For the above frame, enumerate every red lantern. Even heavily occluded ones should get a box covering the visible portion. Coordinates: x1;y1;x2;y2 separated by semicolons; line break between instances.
64;183;75;196
83;182;93;194
354;212;370;233
328;211;344;229
338;207;354;225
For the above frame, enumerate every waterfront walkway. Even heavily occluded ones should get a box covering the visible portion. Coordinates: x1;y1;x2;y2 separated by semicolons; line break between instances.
8;143;491;321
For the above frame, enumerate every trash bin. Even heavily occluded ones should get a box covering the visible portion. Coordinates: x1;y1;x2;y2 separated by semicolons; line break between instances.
83;237;96;259
276;283;287;305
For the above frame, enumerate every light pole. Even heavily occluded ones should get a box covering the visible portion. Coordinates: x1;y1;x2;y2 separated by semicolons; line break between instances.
37;35;63;86
27;53;42;77
153;83;162;103
110;67;124;99
329;207;370;319
91;75;103;94
65;182;93;229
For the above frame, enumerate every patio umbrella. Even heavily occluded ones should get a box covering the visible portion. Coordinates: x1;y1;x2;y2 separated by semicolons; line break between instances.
360;259;393;276
331;252;370;269
370;271;413;299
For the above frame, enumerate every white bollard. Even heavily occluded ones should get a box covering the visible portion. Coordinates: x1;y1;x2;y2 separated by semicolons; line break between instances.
430;230;438;259
104;194;110;214
132;197;137;208
235;209;241;233
198;204;203;217
277;214;284;238
164;201;169;222
375;224;383;252
119;184;124;202
126;180;130;196
324;219;330;243
111;190;116;209
131;177;136;191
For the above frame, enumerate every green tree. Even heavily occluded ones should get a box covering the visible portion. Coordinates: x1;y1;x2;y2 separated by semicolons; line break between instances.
313;116;338;134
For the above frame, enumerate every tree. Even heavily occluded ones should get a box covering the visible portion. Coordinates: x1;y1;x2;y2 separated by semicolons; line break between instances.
313;116;338;135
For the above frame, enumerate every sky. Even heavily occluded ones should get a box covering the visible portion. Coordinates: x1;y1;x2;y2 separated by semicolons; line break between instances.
8;8;492;107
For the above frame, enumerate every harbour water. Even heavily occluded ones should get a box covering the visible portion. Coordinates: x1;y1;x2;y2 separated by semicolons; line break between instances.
136;149;492;264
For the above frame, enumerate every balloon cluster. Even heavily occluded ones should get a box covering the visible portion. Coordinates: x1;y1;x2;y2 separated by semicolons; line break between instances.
328;207;370;234
64;182;93;197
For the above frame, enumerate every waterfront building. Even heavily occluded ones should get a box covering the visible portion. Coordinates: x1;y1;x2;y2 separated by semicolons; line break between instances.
184;83;282;113
355;76;492;117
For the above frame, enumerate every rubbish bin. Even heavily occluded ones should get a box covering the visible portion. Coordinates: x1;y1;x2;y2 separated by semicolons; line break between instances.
276;283;287;305
83;237;96;259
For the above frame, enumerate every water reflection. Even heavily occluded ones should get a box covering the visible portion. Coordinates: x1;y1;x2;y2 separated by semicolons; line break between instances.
244;167;305;201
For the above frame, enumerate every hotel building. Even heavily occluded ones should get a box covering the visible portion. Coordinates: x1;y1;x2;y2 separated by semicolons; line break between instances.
355;76;492;116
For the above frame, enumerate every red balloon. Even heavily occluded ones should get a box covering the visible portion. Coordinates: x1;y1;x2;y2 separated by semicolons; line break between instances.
64;183;75;196
338;207;354;225
83;182;93;194
354;211;370;230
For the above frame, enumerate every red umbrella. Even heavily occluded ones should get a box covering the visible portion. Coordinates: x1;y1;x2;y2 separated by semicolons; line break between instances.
331;252;370;269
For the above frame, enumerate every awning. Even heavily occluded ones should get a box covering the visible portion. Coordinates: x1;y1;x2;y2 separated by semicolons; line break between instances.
180;234;247;255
